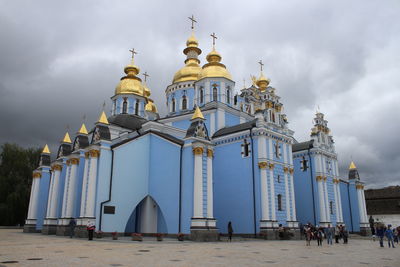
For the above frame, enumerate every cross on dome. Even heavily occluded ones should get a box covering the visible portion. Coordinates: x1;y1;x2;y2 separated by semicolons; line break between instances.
143;71;150;82
188;15;197;30
210;32;217;47
258;60;264;72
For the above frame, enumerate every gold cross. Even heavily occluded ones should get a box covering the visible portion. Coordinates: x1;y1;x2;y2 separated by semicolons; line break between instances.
143;71;149;82
258;60;264;72
210;32;217;47
129;48;138;60
188;15;197;30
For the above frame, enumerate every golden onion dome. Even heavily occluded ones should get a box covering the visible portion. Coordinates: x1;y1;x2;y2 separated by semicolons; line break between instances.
115;62;145;96
172;32;202;84
142;83;151;97
256;73;270;91
198;48;232;80
145;99;157;113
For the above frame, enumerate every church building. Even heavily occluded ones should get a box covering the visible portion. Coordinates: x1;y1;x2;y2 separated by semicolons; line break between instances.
23;19;370;240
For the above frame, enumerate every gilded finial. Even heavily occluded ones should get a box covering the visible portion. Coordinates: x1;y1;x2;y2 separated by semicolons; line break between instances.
349;161;357;170
191;106;204;120
98;111;109;125
62;132;72;143
42;144;50;154
78;123;88;134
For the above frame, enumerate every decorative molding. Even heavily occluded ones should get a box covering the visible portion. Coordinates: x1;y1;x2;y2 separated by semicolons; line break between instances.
268;163;275;170
207;149;214;158
356;184;364;190
52;164;62;171
70;158;80;165
89;149;100;158
66;159;71;166
258;161;268;169
323;176;327;181
85;152;90;158
283;167;289;173
289;168;294;174
32;172;42;178
192;147;204;155
316;175;323;181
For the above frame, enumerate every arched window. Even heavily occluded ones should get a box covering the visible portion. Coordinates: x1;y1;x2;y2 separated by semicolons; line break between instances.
182;96;187;110
278;194;283;211
200;88;204;104
122;98;128;114
172;98;176;112
272;112;276;123
135;101;139;115
330;201;334;214
226;88;231;104
213;86;218;101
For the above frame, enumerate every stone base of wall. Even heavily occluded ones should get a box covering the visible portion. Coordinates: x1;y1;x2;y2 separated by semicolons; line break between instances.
359;226;371;236
190;228;219;242
259;228;301;240
41;224;57;235
56;225;72;236
23;224;38;233
75;226;88;238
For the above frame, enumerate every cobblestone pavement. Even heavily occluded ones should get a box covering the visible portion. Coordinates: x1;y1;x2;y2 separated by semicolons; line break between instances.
0;229;399;267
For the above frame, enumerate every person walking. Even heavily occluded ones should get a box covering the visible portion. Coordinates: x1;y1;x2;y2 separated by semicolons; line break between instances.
325;224;333;245
385;225;396;248
68;218;76;238
334;225;340;243
376;224;385;247
394;226;399;244
227;221;233;242
86;221;95;241
316;226;323;246
342;225;348;244
305;224;312;246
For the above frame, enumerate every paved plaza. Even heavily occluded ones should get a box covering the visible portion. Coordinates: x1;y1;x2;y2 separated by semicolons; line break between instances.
0;229;399;267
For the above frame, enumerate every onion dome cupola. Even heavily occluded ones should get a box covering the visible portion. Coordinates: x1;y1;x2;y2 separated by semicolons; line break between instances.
111;49;152;118
166;17;203;116
72;123;90;151
195;32;234;108
57;132;72;158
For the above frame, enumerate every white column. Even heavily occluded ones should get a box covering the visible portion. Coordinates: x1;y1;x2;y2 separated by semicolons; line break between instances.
289;172;297;221
27;175;40;220
49;165;62;218
193;146;203;218
317;177;326;223
45;171;55;218
80;154;90;218
332;179;340;223
284;171;291;221
324;178;331;222
269;166;276;221
336;182;344;222
210;112;215;136
61;163;71;218
65;158;79;218
217;108;225;130
361;189;368;223
259;163;270;220
86;150;99;218
357;187;365;223
206;149;213;218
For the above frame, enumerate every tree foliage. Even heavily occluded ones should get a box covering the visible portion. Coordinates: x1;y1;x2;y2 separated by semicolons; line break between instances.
0;143;41;226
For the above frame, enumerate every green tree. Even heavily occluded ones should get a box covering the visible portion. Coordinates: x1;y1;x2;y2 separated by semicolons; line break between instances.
0;143;41;226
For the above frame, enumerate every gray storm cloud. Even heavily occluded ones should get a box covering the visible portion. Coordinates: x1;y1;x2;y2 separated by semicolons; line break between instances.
0;0;399;188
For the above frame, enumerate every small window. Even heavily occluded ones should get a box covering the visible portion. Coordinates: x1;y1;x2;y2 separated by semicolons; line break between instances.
182;96;187;110
172;98;176;112
122;98;128;114
329;201;334;214
213;86;218;101
200;88;204;103
226;88;231;104
278;194;283;211
241;139;251;157
234;95;238;105
135;101;139;115
272;112;276;123
277;175;281;183
301;156;308;172
274;142;281;158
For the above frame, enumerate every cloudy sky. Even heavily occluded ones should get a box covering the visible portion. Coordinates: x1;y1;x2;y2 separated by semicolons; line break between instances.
0;0;399;188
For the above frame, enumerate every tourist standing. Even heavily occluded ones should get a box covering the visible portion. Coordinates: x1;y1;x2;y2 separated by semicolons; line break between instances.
341;225;348;244
385;225;396;248
325;224;333;245
305;224;312;246
68;218;76;238
316;226;323;246
86;221;95;241
376;224;385;247
227;221;233;242
334;225;340;243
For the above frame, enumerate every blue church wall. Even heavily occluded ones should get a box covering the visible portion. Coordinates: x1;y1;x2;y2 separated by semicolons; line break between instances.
293;153;319;226
36;168;50;230
348;181;360;232
273;164;287;226
147;135;180;233
213;136;258;234
73;153;85;218
172;119;191;131
339;181;355;232
225;112;239;127
327;177;337;225
181;145;194;234
56;159;67;218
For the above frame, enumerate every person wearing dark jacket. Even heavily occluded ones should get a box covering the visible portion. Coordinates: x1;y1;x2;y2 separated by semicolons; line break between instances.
228;221;233;242
68;218;76;238
376;225;385;247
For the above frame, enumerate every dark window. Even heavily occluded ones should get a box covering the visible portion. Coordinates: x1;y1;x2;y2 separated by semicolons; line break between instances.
241;139;250;157
226;88;231;104
330;201;334;214
213;86;218;101
277;175;281;183
301;156;308;172
278;194;283;211
272;112;276;123
135;101;139;115
200;88;204;103
122;98;128;114
182;96;187;110
234;95;238;105
275;142;280;158
172;98;176;112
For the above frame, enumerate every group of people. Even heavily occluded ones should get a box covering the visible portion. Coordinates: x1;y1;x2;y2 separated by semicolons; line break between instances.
373;224;399;248
68;218;96;240
303;223;348;246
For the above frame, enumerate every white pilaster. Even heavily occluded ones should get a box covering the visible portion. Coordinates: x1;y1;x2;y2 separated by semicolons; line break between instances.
323;178;330;222
193;146;203;218
210;112;215;136
65;158;79;218
49;166;62;218
259;163;270;221
61;163;71;219
289;173;297;221
27;176;40;220
80;154;90;218
217;108;225;130
45;171;55;219
317;177;326;223
85;150;99;218
206;149;213;218
284;172;291;221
